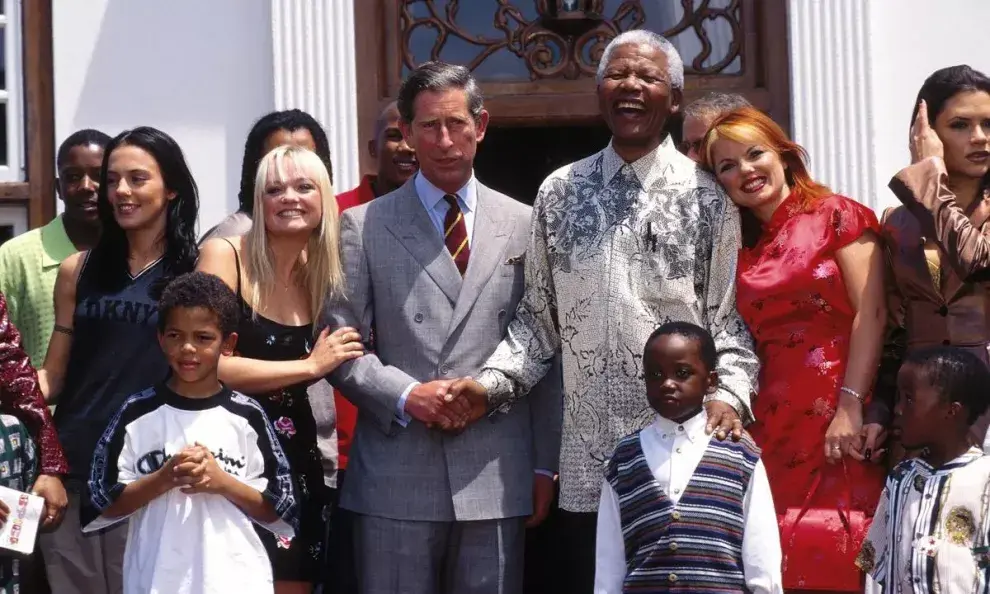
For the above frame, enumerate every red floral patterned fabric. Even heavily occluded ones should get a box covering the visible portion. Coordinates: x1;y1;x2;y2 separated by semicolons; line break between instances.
738;193;885;517
0;291;68;476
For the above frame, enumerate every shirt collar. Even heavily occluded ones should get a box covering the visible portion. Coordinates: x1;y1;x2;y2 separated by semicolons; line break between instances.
600;135;681;190
911;446;983;477
40;215;77;269
652;409;708;444
415;171;478;214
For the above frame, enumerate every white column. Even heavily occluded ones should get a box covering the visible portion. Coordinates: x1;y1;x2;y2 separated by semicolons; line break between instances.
787;0;877;209
271;0;360;193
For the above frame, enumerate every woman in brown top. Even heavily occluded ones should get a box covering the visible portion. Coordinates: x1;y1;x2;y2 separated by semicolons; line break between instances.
877;65;990;460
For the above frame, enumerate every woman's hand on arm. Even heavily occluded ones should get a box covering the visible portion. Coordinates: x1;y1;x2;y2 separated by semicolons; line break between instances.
218;326;363;393
40;253;84;404
828;232;887;463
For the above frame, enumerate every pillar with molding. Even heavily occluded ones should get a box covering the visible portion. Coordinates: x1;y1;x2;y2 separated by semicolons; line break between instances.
271;0;361;193
787;0;877;209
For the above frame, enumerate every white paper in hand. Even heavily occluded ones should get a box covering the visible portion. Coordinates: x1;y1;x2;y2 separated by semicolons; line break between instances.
0;485;44;554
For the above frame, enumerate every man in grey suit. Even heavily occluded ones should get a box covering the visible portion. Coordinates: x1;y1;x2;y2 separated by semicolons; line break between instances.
320;61;563;594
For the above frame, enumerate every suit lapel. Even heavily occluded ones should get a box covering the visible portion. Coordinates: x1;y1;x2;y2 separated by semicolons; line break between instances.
944;194;990;301
447;186;512;334
383;182;462;305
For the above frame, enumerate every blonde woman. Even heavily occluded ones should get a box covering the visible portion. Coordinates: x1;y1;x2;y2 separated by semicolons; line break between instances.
198;145;363;593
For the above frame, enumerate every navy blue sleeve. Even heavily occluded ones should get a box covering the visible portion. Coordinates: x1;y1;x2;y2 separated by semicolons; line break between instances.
87;387;160;513
228;392;299;532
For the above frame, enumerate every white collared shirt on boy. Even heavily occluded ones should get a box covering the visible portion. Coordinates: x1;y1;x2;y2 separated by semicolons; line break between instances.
594;409;782;594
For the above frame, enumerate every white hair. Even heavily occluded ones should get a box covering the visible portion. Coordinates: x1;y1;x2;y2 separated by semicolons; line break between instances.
595;30;685;90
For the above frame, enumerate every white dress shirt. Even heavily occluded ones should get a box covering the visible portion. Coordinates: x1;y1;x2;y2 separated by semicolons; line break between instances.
414;171;478;245
594;411;782;594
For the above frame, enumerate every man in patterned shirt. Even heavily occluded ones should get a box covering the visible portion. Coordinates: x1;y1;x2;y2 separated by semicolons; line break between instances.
444;30;759;593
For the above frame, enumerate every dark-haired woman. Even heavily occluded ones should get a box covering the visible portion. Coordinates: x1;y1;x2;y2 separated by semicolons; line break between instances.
37;127;199;594
201;109;333;242
878;65;990;462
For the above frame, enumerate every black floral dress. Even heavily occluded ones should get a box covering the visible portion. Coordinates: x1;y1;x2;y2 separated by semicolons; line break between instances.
225;242;329;582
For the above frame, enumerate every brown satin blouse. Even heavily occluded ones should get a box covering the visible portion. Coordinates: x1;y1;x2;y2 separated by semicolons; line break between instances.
876;157;990;443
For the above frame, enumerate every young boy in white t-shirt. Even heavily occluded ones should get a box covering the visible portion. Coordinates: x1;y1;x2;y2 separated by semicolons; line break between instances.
86;272;297;594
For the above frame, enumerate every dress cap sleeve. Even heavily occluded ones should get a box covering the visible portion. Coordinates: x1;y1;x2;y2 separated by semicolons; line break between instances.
823;194;880;250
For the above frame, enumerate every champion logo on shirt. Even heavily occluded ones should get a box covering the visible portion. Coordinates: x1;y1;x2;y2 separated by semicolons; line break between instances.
134;447;247;476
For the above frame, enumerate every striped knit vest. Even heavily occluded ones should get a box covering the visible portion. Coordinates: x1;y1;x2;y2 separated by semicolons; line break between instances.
604;429;761;593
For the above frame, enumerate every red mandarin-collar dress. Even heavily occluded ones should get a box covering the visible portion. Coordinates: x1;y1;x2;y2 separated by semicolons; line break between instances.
738;192;885;518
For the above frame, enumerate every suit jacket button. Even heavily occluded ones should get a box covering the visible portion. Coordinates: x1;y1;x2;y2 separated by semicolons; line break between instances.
498;309;507;318
938;305;948;316
440;365;451;375
414;313;424;323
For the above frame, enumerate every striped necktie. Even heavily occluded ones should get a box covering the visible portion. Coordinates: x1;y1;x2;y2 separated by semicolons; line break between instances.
443;194;470;275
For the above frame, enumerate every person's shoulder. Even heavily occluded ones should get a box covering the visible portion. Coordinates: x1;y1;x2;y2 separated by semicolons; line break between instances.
221;390;272;424
959;452;990;474
709;430;762;460
336;185;364;212
112;386;165;427
0;227;43;258
887;456;923;484
350;182;410;221
819;193;868;210
605;429;646;468
546;150;604;185
212;211;253;237
817;193;880;234
478;183;532;217
200;235;241;254
57;250;88;281
533;150;607;207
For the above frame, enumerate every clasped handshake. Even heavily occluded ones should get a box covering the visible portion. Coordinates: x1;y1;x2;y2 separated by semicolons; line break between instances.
404;377;492;433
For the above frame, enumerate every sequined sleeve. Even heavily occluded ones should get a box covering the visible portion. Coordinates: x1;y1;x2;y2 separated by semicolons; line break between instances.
0;292;68;476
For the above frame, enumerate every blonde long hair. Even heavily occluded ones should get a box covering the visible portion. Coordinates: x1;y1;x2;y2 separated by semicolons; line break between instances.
244;145;344;324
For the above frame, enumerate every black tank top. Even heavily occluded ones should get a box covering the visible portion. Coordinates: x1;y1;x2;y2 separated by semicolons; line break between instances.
54;254;169;479
222;240;326;494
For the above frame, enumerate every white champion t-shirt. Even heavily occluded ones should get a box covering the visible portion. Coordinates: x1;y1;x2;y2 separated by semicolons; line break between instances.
85;384;298;594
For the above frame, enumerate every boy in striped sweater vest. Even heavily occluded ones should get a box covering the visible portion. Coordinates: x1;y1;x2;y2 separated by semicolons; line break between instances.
594;322;782;593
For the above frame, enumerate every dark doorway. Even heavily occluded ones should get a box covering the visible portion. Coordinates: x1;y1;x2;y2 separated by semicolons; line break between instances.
475;124;613;205
474;119;685;205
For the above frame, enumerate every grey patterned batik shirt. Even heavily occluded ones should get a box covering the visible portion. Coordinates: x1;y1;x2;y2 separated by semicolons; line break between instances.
477;136;760;512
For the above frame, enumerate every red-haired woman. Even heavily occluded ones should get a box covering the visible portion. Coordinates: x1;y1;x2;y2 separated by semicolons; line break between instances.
702;107;887;592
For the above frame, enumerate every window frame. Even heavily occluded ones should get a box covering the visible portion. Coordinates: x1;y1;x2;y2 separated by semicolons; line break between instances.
353;0;791;176
0;0;24;183
0;0;55;229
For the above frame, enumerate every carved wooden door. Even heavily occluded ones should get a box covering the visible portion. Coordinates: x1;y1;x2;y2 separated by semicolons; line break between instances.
353;0;790;174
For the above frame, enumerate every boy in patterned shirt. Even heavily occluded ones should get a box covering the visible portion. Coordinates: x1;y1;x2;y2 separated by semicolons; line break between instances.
594;322;781;593
857;346;990;593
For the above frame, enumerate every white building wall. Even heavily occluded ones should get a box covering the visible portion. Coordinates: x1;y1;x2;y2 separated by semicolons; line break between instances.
52;0;277;232
789;0;990;212
53;1;361;233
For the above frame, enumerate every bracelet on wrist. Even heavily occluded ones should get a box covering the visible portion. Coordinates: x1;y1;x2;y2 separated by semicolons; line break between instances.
839;386;865;403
